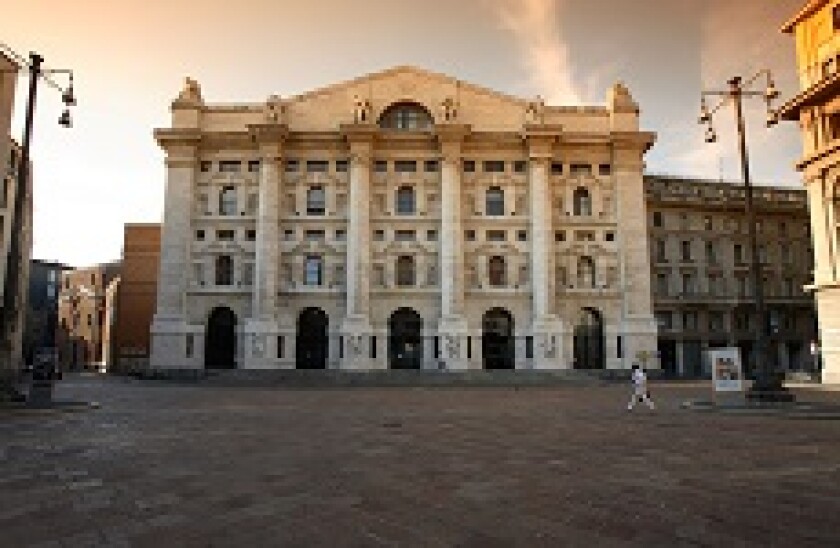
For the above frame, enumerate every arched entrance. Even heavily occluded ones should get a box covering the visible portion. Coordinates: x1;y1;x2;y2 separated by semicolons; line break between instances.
389;308;423;369
573;307;604;369
205;307;237;369
482;308;514;369
296;308;328;369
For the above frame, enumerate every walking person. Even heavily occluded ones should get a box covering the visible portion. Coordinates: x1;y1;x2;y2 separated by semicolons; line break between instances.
628;363;655;411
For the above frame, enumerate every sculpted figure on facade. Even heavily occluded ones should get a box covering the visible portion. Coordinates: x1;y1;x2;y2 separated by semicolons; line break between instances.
440;96;458;123
264;94;284;124
445;334;460;359
525;95;545;124
353;94;372;124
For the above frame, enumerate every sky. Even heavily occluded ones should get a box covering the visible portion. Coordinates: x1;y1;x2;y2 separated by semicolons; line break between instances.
4;0;805;267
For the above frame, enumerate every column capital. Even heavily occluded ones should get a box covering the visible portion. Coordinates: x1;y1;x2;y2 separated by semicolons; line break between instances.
523;124;562;159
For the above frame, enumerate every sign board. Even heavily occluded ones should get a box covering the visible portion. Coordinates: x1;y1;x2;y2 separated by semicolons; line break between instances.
708;348;744;393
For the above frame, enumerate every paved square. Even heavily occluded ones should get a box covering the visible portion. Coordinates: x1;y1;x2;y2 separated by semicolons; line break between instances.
2;375;840;546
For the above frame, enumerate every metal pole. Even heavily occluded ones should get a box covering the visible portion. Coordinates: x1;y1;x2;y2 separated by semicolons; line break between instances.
730;76;776;395
0;52;40;369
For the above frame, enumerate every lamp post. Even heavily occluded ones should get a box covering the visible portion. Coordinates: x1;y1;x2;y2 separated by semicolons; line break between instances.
698;70;793;402
0;43;74;399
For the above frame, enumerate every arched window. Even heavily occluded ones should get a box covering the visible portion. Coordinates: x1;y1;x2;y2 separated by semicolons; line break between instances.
304;256;323;286
486;187;504;216
396;186;415;215
396;256;415;286
219;186;237;216
307;186;326;215
573;187;591;216
215;255;233;286
378;102;433;130
489;256;507;287
577;256;596;288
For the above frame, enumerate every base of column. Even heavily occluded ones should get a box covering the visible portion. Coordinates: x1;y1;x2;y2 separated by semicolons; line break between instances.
150;315;201;369
341;315;373;370
241;318;280;369
530;316;565;370
437;315;469;370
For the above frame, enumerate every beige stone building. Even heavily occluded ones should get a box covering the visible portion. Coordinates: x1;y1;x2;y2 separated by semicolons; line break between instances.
150;66;657;371
646;175;817;377
780;0;840;383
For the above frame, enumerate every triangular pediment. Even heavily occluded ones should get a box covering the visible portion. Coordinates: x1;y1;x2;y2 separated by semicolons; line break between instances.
282;65;531;132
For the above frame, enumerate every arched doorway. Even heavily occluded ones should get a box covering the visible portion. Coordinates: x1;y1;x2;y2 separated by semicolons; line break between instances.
573;307;604;369
389;308;423;369
296;308;328;369
205;307;237;369
482;308;514;369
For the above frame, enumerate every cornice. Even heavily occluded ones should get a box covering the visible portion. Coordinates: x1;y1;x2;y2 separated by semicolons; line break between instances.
247;123;289;144
154;128;202;149
435;123;471;144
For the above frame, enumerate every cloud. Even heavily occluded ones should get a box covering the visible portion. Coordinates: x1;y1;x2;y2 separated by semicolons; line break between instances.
493;0;582;104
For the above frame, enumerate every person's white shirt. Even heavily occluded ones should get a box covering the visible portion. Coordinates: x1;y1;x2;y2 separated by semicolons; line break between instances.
632;368;647;390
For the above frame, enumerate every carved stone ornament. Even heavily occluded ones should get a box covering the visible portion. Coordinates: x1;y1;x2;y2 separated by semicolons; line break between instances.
353;95;372;124
541;335;556;359
252;335;264;358
178;77;203;103
440;97;459;123
264;95;284;124
445;335;460;359
525;95;545;124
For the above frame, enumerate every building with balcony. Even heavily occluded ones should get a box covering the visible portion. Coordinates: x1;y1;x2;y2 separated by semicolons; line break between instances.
779;0;840;383
150;66;657;371
646;175;817;377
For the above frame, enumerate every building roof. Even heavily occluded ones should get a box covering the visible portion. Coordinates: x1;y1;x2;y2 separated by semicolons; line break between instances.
781;0;830;33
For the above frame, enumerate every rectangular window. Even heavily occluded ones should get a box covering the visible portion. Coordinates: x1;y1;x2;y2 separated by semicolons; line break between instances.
242;263;254;286
655;311;672;330
247;193;259;215
681;240;692;261
200;161;212;173
598;164;612;176
196;229;205;241
525;336;533;359
394;160;417;173
219;160;241;173
335;229;346;241
555;231;566;242
246;229;256;241
569;163;592;176
483;160;505;173
605;232;615;242
656;273;668;296
217;230;235;241
487;230;506;242
517;230;527;242
616;336;622;359
513;160;527;173
284;229;295;241
304;256;323;286
186;334;194;358
703;215;713;230
374;160;388;173
371;336;377;359
434;336;439;359
426;230;438;241
247;160;261;173
374;230;385;241
305;230;326;241
550;162;563;175
306;160;329;173
465;230;476;241
467;336;472;359
653;211;663;227
285;159;299;172
734;244;744;264
335;160;349;173
463;160;475;173
682;311;698;330
424;160;439;172
277;336;284;359
339;336;344;359
395;230;416;241
706;241;716;264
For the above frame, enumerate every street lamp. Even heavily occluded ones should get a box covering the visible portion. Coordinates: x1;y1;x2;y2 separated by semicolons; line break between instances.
0;43;75;397
698;69;793;402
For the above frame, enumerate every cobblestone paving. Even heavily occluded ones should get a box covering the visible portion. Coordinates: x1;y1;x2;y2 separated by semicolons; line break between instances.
1;375;840;547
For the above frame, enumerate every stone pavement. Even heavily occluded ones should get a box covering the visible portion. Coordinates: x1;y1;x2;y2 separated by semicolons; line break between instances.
1;375;840;547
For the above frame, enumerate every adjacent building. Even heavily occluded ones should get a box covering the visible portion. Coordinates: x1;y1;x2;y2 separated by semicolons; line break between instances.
646;175;817;377
23;260;70;364
780;0;840;383
111;224;160;372
56;263;120;369
151;67;657;371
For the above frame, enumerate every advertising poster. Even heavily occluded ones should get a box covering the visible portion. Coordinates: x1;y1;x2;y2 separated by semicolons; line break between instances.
708;348;744;393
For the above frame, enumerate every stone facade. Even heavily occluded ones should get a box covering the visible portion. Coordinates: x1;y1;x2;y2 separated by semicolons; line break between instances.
646;175;817;377
56;263;120;369
780;0;840;383
150;66;657;371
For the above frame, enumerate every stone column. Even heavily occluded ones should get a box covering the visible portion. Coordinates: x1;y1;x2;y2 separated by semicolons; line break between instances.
525;126;564;369
242;124;287;368
437;125;470;370
341;125;376;369
150;133;200;369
